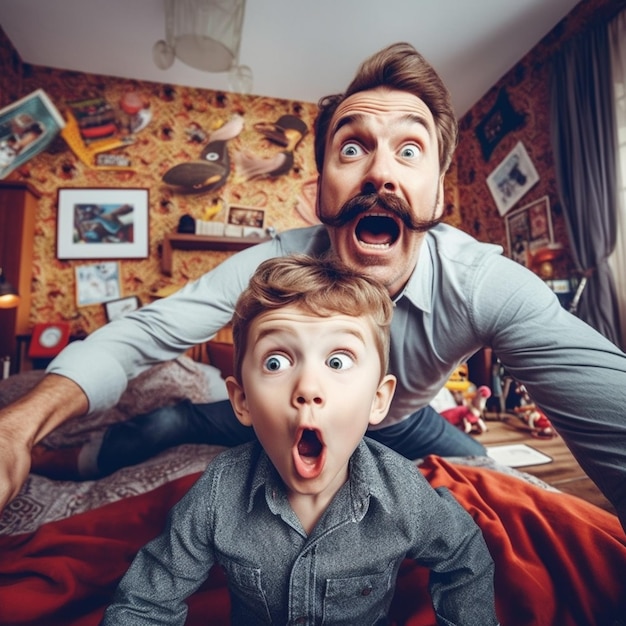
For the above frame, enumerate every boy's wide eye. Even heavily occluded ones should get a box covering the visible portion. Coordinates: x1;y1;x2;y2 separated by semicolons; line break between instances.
326;353;354;370
264;354;290;372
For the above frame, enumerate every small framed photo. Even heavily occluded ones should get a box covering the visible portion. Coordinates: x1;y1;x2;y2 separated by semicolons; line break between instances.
224;204;266;238
75;262;121;307
486;141;539;216
104;295;141;322
57;187;149;259
505;195;554;267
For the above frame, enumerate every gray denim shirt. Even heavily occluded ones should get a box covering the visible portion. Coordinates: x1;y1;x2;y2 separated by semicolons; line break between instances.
103;438;498;625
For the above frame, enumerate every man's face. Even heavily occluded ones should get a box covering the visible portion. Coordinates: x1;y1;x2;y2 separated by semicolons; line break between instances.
317;87;445;297
227;305;395;509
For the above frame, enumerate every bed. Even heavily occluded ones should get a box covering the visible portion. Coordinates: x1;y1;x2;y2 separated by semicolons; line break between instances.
1;345;625;626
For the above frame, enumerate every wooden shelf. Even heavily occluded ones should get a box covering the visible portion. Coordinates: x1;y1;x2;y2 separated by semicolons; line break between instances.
161;233;271;275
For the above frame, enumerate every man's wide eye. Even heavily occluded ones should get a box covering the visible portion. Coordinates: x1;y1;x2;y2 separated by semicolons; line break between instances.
399;144;420;158
341;142;363;157
264;354;290;372
326;353;354;370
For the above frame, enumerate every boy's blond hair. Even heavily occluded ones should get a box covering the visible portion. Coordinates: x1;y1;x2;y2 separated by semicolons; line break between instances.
231;255;393;381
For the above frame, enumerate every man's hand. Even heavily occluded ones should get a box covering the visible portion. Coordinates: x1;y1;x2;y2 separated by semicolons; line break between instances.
0;428;32;512
0;374;88;513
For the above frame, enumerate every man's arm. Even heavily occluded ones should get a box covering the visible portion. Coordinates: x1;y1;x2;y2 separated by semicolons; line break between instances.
0;374;88;511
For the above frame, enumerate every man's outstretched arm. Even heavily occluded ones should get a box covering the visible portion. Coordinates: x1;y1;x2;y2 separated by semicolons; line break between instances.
0;374;88;512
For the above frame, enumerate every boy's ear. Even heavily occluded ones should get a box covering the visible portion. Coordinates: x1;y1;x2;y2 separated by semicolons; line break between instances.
368;374;397;426
225;376;253;427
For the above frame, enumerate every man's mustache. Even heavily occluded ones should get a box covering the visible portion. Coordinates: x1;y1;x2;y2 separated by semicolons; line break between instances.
318;193;442;232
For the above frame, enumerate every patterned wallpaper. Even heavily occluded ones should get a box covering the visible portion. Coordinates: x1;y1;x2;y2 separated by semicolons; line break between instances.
0;27;321;336
0;0;620;336
454;0;623;281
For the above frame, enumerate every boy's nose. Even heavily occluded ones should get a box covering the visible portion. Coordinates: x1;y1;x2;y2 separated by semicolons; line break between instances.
292;367;324;407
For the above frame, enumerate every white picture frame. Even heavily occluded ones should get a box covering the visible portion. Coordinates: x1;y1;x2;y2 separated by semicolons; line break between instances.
57;187;149;259
75;262;121;307
104;295;141;322
487;141;540;216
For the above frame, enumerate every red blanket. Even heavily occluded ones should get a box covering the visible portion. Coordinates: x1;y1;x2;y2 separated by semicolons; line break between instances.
1;456;624;626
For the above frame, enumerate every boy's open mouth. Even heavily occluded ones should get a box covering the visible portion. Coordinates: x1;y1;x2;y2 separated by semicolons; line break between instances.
293;428;325;479
356;214;400;247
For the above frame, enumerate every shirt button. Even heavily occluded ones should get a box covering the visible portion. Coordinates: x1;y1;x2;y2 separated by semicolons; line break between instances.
361;585;373;596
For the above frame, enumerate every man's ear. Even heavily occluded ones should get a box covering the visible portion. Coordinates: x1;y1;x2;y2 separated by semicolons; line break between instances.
225;376;253;427
314;174;323;221
368;374;397;426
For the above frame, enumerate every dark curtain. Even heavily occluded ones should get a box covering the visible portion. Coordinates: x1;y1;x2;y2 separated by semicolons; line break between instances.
550;21;621;346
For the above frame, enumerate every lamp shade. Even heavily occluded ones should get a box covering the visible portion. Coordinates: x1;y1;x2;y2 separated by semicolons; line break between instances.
0;268;19;309
157;0;247;73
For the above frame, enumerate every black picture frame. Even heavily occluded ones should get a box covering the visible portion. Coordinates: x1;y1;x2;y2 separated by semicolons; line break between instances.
475;88;526;162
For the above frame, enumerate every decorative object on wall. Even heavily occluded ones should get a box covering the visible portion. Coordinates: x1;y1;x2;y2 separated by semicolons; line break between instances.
162;115;244;193
104;295;141;322
505;195;554;267
487;141;539;216
61;110;135;171
75;262;121;307
28;322;71;359
0;89;65;179
152;0;253;94
57;187;149;259
475;88;526;161
234;114;308;180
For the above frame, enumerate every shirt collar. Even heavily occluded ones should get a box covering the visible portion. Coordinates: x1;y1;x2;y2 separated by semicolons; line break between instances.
393;235;433;314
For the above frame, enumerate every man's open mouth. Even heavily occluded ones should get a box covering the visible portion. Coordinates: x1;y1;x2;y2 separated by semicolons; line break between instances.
355;214;400;248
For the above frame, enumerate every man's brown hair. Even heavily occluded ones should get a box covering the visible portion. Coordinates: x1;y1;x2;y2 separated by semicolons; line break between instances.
314;42;458;175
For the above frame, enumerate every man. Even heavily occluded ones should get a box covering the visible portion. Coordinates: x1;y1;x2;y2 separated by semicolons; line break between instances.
2;42;626;532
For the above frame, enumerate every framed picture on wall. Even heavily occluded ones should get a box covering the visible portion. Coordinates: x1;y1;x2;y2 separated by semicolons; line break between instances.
486;141;540;216
75;262;121;307
505;195;554;267
104;295;141;322
57;187;149;259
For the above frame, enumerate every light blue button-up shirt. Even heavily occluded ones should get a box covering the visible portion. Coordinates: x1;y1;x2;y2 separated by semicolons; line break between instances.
50;223;626;530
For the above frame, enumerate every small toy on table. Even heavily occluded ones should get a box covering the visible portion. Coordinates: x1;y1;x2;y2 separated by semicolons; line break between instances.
432;364;491;435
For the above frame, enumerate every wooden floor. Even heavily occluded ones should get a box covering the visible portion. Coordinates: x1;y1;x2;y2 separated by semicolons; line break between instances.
475;412;617;516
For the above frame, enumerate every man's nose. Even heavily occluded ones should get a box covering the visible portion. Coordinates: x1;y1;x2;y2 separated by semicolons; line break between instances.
362;150;397;195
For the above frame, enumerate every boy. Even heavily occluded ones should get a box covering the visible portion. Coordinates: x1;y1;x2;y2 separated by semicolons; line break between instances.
102;255;498;625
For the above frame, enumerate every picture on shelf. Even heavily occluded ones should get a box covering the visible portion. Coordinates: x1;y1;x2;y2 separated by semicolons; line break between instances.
486;141;539;216
57;188;149;259
224;204;266;238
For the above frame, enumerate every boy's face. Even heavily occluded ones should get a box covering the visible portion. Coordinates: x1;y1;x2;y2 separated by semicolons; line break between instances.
226;305;395;507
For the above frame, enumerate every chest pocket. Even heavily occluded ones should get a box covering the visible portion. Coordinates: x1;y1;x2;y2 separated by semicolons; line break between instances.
222;560;272;624
322;560;396;625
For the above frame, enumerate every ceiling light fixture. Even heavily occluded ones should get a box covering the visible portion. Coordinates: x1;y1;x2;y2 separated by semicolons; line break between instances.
152;0;253;94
